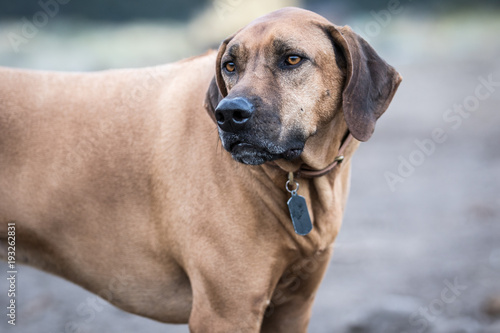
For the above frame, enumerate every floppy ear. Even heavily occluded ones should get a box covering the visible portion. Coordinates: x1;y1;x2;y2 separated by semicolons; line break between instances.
204;35;233;121
204;77;223;123
326;25;402;141
214;35;233;98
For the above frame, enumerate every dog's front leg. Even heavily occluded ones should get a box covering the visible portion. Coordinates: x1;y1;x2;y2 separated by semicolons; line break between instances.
187;274;275;332
260;247;333;333
186;253;284;333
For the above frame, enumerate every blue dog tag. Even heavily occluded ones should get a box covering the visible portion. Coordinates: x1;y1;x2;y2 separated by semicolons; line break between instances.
287;192;313;236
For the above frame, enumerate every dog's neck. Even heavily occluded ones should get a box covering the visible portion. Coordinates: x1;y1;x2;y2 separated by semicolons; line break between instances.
258;121;359;251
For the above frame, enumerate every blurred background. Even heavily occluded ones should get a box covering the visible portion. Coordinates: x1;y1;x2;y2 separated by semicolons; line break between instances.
1;0;499;332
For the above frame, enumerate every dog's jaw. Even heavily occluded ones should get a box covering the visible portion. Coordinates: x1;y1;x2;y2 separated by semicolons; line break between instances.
220;131;305;165
230;142;277;165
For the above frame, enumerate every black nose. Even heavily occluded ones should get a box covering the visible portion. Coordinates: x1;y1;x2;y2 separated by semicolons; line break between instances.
215;97;254;133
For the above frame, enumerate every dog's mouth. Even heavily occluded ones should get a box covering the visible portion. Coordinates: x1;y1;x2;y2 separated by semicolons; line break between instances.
229;141;303;165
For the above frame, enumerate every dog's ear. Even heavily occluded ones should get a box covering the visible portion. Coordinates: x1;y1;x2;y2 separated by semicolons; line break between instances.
326;25;402;141
204;76;223;123
205;35;234;121
214;34;234;97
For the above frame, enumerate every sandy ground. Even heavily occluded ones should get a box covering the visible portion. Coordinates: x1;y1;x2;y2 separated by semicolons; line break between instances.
1;7;499;333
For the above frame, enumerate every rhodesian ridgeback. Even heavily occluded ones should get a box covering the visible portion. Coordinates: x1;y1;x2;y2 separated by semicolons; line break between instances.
0;7;401;332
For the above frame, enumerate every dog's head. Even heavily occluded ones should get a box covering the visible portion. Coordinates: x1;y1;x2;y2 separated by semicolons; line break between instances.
206;7;402;166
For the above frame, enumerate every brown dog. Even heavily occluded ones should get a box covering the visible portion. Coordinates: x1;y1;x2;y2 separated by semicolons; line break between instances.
0;7;401;332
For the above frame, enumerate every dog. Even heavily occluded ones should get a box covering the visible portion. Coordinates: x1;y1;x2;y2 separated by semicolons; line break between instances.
0;7;401;332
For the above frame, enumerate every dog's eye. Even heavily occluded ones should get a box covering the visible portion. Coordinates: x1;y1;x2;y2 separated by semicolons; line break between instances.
285;55;302;66
224;62;236;73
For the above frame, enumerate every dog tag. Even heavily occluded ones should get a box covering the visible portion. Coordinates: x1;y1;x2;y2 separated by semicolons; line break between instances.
286;176;312;236
287;193;313;236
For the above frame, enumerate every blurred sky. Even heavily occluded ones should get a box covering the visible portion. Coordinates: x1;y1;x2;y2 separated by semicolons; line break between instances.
1;0;499;21
0;0;499;71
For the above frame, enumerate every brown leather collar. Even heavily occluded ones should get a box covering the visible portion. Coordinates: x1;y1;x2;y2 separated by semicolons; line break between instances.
269;132;354;179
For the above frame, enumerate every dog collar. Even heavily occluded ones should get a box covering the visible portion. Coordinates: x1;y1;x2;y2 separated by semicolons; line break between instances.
269;131;354;179
294;132;353;179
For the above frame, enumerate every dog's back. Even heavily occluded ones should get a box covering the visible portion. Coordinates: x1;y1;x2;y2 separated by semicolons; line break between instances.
0;51;216;228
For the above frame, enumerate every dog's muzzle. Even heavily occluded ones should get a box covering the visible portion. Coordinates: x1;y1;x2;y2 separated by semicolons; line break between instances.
215;97;304;165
